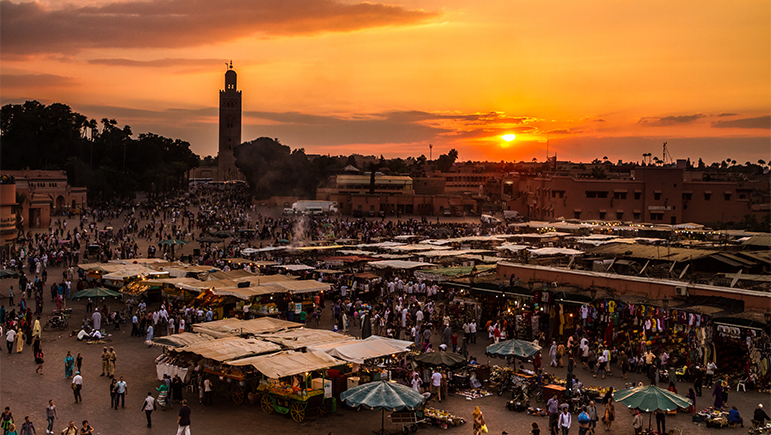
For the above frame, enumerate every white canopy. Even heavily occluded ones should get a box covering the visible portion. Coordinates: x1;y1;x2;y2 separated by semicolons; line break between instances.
307;335;412;364
193;318;302;338
496;243;528;252
368;260;436;270
228;350;344;379
279;264;315;271
172;337;281;362
262;280;331;294
528;247;584;256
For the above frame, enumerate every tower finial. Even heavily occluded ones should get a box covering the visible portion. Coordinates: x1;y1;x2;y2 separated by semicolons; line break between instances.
229;60;233;70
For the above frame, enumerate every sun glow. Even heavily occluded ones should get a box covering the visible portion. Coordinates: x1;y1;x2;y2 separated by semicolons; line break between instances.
501;134;516;141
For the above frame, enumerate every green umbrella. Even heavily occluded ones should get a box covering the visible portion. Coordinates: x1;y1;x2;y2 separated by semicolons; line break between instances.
341;380;426;435
71;287;123;300
486;339;542;359
0;269;20;279
212;230;235;238
159;239;189;246
197;236;222;243
613;385;692;412
414;351;467;368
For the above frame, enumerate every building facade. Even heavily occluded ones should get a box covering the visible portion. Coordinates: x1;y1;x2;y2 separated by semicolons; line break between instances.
0;176;18;245
2;170;87;230
505;167;767;225
218;63;242;181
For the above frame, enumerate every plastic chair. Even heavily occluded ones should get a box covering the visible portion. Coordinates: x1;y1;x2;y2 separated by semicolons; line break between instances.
736;378;747;392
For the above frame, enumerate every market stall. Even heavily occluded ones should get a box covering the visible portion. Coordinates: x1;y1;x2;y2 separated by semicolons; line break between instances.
228;350;345;422
169;336;283;404
192;317;302;339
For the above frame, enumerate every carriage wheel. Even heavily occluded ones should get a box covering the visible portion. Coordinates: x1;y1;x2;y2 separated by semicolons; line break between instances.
260;395;273;414
290;401;306;422
317;403;326;418
231;384;244;404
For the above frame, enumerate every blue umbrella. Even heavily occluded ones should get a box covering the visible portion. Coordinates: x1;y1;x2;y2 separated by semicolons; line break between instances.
341;380;425;435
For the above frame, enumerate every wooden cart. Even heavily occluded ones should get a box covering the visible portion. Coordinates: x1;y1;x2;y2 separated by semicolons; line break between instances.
256;383;326;422
203;367;250;404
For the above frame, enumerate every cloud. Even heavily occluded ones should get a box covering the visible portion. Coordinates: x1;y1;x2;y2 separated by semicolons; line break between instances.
0;73;76;88
711;116;771;130
637;114;705;126
0;0;437;55
716;112;738;117
86;58;228;68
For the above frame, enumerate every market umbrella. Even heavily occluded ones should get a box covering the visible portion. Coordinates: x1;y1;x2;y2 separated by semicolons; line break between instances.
159;239;189;246
414;351;467;369
212;230;235;238
486;339;542;359
0;269;20;279
71;287;123;300
614;385;692;429
340;380;426;435
197;236;222;243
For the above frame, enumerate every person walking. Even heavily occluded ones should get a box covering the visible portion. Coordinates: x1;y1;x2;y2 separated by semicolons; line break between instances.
64;352;74;378
586;401;599;434
34;347;44;375
76;353;82;373
79;421;93;435
175;400;191;435
140;392;156;428
19;416;36;435
631;410;643;435
72;372;83;403
109;379;118;409
558;407;572;435
655;409;666;435
59;421;76;435
602;399;615;431
547;394;560;435
5;327;15;354
1;407;14;433
577;406;590;435
45;400;58;435
115;376;127;409
705;360;717;387
472;406;486;435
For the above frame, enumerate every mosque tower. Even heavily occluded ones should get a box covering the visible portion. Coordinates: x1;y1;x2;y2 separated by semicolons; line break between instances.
218;61;242;180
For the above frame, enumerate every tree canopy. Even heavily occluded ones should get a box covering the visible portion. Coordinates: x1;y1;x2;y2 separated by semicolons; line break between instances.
1;100;199;202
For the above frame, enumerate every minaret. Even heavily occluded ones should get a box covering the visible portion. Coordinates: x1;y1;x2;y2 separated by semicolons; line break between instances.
218;61;242;180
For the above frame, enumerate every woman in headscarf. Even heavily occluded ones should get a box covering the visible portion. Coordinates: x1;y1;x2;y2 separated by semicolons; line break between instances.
64;351;75;378
472;406;486;435
712;380;724;409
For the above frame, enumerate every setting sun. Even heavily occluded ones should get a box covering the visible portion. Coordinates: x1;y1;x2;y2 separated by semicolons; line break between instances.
501;134;516;142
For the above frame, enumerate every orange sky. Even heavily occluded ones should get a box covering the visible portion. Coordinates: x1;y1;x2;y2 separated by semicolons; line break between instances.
1;0;769;164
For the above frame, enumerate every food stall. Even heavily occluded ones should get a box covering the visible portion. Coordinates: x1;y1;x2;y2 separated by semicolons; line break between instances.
191;317;303;339
169;336;282;404
227;350;345;422
307;335;413;382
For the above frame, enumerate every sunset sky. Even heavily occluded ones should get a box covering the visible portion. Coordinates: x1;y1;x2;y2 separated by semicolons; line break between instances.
2;0;769;164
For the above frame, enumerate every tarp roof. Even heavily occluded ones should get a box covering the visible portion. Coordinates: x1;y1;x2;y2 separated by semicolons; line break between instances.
171;337;281;362
208;269;257;281
228;350;344;378
261;280;331;294
151;332;214;349
528;247;584;256
278;264;316;271
163;265;218;278
368;260;436;270
193;318;303;338
307;336;411;364
586;244;717;262
256;329;352;350
212;286;278;300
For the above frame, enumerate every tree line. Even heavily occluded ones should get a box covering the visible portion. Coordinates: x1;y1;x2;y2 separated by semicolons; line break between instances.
1;101;199;203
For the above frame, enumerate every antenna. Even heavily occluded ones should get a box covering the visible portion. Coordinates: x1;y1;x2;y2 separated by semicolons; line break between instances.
663;142;673;165
429;144;433;161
